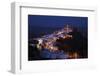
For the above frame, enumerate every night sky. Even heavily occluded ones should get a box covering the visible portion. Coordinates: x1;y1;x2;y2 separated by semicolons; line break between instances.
28;15;88;38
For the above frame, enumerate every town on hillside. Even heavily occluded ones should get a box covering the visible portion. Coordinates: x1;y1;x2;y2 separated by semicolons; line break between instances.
28;25;88;60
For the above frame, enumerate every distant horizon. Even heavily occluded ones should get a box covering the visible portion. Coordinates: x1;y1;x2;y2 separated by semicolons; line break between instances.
28;15;88;39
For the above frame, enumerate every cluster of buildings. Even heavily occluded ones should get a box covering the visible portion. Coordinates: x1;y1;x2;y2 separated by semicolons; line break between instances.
29;25;80;59
33;25;73;52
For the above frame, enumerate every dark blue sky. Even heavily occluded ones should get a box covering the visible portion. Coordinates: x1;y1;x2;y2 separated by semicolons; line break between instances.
28;15;88;27
28;15;88;38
